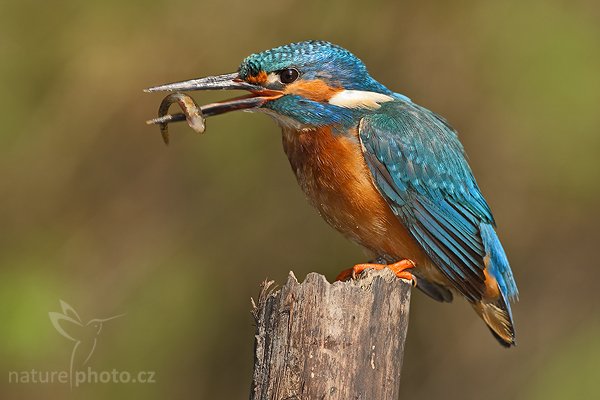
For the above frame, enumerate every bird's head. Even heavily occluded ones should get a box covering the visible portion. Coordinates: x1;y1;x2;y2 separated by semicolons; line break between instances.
146;41;396;130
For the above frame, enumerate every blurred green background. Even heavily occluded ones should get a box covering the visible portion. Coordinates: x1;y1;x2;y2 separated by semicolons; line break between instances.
1;0;599;399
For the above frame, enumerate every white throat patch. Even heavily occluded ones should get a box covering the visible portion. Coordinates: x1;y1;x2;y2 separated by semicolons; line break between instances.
328;90;394;109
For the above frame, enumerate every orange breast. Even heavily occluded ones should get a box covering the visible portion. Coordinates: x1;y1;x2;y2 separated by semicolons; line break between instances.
281;125;434;269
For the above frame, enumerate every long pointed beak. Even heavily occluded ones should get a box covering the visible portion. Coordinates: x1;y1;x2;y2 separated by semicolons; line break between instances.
144;72;263;93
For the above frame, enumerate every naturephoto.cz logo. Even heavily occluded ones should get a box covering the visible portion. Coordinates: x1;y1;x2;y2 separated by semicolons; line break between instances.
7;300;156;388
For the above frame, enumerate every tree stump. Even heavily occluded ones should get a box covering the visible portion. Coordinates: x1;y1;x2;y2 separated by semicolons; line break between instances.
250;269;412;400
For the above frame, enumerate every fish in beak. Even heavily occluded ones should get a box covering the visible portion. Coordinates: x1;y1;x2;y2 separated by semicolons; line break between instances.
145;73;282;144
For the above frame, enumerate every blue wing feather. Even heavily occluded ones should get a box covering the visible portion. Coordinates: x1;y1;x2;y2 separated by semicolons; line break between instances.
359;100;518;302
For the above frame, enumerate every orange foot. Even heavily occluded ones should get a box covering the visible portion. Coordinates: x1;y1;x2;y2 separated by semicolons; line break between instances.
335;259;417;285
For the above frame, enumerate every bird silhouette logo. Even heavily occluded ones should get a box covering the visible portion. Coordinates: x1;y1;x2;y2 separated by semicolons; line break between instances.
49;300;124;387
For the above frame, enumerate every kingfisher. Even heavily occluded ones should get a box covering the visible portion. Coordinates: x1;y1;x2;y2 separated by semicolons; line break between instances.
146;40;518;346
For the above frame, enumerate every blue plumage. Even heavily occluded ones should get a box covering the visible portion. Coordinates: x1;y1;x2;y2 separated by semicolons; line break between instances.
481;224;518;300
360;100;518;304
264;95;358;128
240;40;390;93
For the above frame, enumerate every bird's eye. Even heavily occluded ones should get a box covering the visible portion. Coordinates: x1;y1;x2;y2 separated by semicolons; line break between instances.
279;68;299;84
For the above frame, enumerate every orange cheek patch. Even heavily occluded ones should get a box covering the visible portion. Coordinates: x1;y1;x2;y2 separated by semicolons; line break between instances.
246;70;268;84
284;79;342;102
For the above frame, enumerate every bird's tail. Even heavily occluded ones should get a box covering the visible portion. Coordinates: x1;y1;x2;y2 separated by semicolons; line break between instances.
473;290;516;347
476;224;518;347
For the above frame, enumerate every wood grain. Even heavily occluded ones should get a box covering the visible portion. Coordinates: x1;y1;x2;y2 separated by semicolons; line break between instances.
250;269;411;400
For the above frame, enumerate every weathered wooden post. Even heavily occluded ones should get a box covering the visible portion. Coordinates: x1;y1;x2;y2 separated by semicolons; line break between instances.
250;268;412;400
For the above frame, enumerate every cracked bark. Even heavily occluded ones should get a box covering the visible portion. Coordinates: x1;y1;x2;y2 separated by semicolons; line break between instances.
250;268;411;400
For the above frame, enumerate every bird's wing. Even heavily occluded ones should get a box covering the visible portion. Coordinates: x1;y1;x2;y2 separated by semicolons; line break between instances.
358;101;494;302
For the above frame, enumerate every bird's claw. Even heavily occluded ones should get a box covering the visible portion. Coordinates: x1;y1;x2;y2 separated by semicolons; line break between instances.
336;259;417;285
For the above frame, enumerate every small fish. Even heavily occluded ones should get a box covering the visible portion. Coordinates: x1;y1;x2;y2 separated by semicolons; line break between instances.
146;93;205;145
